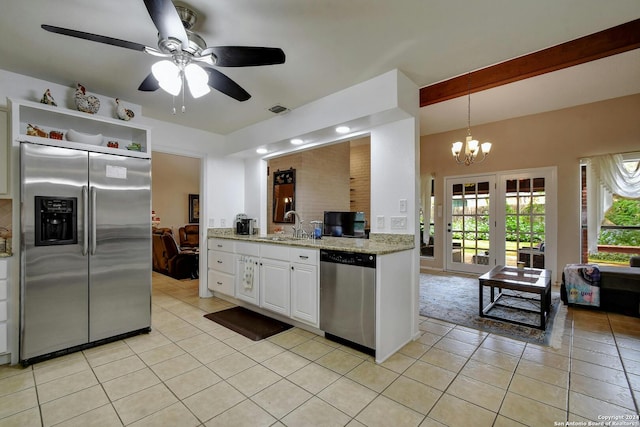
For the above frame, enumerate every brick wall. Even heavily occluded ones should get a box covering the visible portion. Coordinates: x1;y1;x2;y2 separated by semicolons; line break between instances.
267;143;351;233
350;138;371;226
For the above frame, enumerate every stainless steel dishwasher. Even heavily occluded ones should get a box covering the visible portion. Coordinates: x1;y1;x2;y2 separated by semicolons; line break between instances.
320;249;376;354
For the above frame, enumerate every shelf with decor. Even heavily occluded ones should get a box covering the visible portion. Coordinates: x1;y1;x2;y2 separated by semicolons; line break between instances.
9;98;151;159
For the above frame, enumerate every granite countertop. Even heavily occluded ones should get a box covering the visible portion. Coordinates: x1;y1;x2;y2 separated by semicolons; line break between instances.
207;229;414;255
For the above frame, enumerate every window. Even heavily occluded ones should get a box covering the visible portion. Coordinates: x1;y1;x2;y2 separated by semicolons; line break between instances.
582;153;640;265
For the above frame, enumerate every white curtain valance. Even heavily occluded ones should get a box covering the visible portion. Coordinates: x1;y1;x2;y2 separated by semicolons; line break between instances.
585;152;640;253
590;153;640;199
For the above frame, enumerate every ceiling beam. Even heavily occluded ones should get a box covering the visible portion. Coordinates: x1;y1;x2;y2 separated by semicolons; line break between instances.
419;18;640;107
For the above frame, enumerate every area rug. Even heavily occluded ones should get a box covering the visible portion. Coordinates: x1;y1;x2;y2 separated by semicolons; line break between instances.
419;272;564;345
204;307;293;341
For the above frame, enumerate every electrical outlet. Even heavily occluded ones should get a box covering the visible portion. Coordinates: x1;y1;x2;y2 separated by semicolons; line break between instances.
220;219;226;227
390;216;407;229
376;215;385;228
399;199;407;212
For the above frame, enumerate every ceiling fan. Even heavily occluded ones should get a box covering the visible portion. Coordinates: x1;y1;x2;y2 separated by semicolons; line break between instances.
41;0;285;107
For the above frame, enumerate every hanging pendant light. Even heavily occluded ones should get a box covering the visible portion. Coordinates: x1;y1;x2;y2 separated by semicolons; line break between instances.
452;73;492;166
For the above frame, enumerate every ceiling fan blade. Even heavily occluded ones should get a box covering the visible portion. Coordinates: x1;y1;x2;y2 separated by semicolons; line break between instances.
138;73;160;91
202;66;250;101
200;46;285;67
42;24;148;51
143;0;189;50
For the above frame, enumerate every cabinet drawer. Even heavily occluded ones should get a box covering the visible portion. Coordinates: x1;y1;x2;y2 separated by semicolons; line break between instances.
208;238;235;253
260;243;290;261
208;250;235;275
0;280;6;300
207;270;235;296
290;247;318;265
0;301;6;322
236;241;260;257
0;260;6;279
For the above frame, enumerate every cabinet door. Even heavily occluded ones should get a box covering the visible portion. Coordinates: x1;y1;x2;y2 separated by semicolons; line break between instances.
235;255;259;305
260;258;290;316
291;262;318;326
0;109;7;195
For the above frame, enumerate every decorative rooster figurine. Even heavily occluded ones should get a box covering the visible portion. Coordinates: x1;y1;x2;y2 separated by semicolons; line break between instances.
74;83;100;114
115;98;135;121
40;89;57;107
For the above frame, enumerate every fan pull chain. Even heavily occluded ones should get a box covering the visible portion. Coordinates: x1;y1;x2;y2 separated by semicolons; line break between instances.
171;96;176;115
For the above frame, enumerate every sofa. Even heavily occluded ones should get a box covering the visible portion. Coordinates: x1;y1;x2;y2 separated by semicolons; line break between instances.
152;228;196;279
561;256;640;316
178;224;199;248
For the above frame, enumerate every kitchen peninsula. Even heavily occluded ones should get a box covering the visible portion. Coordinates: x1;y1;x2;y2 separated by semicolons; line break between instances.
206;229;415;363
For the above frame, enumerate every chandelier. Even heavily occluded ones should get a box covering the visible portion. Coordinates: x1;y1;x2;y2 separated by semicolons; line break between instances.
452;74;492;165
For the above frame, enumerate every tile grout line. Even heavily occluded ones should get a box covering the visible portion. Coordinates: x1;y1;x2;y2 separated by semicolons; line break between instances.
608;313;640;414
564;315;575;423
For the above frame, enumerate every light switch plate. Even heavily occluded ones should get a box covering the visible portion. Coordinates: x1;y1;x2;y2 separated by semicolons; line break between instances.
220;219;226;227
376;215;385;228
208;218;215;227
390;216;407;229
399;199;407;212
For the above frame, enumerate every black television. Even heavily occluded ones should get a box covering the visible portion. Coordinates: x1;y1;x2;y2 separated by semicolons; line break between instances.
323;211;366;237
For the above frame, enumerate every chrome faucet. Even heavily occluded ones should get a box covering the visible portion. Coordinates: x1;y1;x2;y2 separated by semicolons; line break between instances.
284;210;306;238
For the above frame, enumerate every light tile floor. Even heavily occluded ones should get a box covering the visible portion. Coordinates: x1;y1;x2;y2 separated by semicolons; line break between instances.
1;272;639;426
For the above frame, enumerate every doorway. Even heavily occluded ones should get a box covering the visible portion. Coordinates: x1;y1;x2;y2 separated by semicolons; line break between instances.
445;175;495;274
444;167;557;277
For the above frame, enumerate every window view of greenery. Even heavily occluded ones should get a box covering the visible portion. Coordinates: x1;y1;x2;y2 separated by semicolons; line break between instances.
504;178;545;267
590;195;640;265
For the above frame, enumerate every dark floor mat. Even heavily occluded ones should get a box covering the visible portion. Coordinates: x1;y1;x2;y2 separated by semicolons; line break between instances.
203;306;293;341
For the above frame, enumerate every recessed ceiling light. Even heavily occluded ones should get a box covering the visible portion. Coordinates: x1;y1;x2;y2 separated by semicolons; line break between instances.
290;138;304;145
336;126;350;134
256;148;268;154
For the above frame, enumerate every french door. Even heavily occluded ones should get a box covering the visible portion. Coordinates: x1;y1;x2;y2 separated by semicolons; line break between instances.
445;175;496;274
445;168;557;277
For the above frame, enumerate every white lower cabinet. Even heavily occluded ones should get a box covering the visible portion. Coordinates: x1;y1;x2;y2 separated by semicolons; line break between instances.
207;270;235;296
260;257;291;316
235;242;260;306
207;238;236;297
291;262;318;326
209;239;319;326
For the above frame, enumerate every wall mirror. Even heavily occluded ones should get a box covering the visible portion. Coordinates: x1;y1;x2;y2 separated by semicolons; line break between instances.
273;168;295;223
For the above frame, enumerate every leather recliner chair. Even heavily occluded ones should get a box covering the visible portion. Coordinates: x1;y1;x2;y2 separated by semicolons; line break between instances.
178;224;199;248
152;229;195;279
161;233;195;279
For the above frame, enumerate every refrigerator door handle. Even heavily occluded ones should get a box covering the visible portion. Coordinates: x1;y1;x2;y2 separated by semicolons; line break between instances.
90;186;97;255
82;186;89;256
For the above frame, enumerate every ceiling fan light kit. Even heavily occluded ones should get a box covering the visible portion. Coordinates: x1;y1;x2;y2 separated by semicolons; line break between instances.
41;0;285;115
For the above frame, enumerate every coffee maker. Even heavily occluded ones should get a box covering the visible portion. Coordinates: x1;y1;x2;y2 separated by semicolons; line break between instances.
235;213;255;235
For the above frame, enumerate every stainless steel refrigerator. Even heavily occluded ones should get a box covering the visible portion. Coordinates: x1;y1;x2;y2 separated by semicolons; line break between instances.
20;142;151;364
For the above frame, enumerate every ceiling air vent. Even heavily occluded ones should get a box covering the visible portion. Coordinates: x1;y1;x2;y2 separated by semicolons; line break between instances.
268;104;290;114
